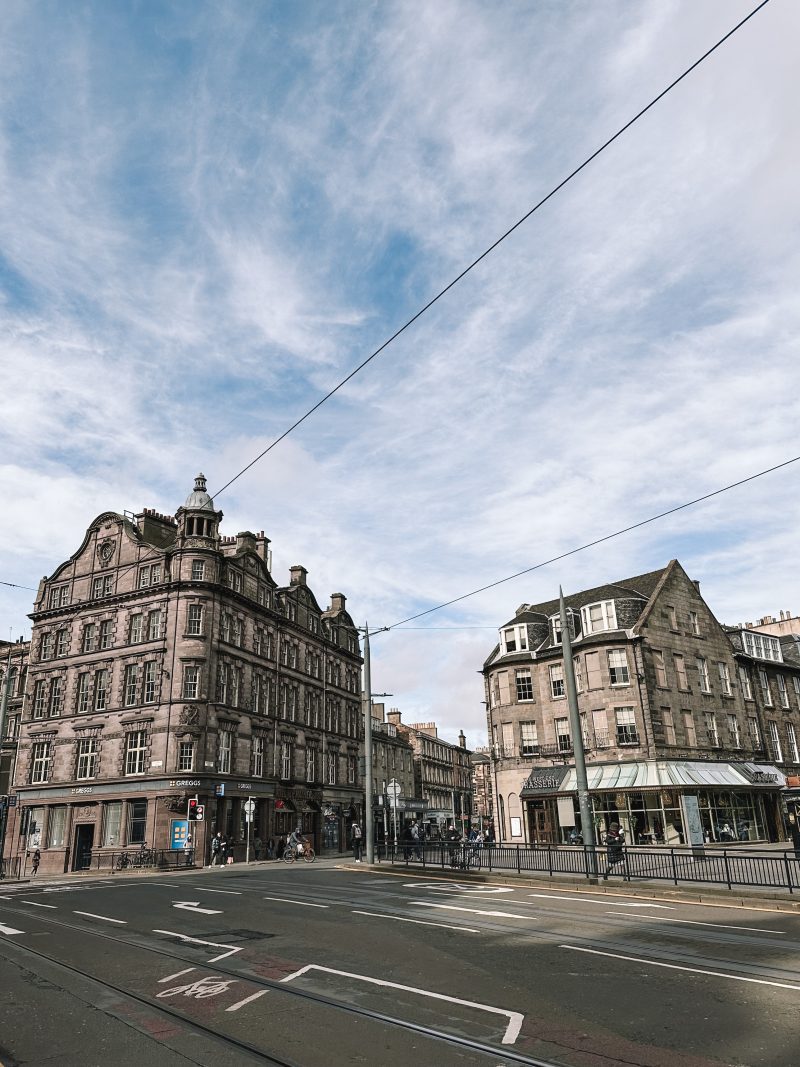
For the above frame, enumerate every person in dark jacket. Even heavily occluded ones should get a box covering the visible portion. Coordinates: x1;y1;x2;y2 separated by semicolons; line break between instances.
603;822;628;881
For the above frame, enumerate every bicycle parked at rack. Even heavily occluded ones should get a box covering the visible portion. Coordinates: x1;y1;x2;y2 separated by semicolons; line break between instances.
449;846;480;872
115;846;155;871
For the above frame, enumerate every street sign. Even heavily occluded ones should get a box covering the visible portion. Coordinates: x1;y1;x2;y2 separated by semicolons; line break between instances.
243;799;256;814
386;780;401;807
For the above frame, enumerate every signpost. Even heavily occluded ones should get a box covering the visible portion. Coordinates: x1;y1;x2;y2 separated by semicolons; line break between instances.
387;779;400;849
244;798;255;864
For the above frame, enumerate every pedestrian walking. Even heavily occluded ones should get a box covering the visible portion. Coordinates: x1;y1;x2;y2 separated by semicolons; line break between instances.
254;834;263;861
210;832;221;866
31;848;41;876
183;833;194;867
266;836;276;860
603;822;629;881
219;835;229;867
350;821;363;862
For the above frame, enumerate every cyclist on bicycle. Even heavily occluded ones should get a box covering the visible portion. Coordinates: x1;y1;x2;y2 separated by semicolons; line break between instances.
288;825;307;858
445;823;461;866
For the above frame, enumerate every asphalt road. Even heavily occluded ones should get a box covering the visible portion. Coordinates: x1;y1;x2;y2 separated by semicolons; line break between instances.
1;861;798;1067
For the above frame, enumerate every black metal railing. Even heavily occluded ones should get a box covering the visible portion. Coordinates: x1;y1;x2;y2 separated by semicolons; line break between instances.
385;841;800;893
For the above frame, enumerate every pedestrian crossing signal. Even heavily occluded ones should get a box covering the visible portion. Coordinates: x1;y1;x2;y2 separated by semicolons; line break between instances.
188;798;199;821
195;805;205;822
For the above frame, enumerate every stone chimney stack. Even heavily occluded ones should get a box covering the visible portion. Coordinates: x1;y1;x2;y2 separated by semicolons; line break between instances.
329;592;346;612
458;730;466;749
290;565;308;586
386;708;402;726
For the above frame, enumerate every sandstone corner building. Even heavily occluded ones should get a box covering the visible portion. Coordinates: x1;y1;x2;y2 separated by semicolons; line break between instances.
483;561;798;848
5;475;364;874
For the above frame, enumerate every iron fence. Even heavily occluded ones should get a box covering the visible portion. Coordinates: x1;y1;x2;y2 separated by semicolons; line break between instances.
385;841;800;893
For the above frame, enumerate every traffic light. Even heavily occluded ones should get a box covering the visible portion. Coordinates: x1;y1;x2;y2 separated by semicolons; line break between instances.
188;798;198;821
195;805;205;822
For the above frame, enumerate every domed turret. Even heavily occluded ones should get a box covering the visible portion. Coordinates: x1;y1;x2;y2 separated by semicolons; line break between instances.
175;473;222;541
184;473;216;512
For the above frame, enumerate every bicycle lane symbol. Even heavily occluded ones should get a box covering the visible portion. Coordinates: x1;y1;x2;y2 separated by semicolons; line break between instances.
156;968;269;1013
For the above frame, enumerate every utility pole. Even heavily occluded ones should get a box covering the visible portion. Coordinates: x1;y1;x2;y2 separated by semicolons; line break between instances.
559;587;598;880
362;624;375;865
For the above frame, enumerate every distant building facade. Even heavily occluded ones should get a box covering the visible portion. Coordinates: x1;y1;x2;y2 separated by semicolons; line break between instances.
483;560;795;847
470;747;493;829
370;703;417;844
6;475;363;875
385;709;473;833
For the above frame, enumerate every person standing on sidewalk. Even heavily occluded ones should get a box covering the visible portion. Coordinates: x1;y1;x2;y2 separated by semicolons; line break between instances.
31;849;41;876
350;821;363;862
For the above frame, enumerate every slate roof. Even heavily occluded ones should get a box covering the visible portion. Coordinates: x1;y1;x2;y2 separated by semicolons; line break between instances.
500;564;670;629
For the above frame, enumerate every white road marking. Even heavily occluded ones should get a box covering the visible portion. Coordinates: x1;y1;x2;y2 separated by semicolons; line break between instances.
262;895;328;908
148;882;183;888
159;968;197;983
153;929;243;962
280;964;524;1045
226;990;269;1011
73;911;126;924
352;910;480;933
529;892;633;905
191;887;242;895
0;922;24;935
561;945;800;991
172;900;222;915
411;901;532;920
604;913;785;934
403;882;513;894
612;902;674;909
22;901;57;909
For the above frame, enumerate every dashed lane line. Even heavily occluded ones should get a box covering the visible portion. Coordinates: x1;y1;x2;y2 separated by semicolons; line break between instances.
262;895;329;908
561;945;800;991
73;911;127;924
226;990;270;1011
410;901;533;920
352;910;480;933
22;901;57;909
603;913;785;934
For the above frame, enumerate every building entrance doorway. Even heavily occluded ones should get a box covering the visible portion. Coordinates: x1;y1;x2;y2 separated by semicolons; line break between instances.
527;800;556;843
72;824;94;871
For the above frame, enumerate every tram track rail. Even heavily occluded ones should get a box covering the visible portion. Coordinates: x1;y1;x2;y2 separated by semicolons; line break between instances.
0;904;563;1067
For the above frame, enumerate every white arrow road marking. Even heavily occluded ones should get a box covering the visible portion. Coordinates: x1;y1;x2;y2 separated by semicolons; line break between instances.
172;901;222;915
410;901;532;920
280;964;524;1045
561;945;800;992
154;929;242;962
0;922;24;935
74;911;127;924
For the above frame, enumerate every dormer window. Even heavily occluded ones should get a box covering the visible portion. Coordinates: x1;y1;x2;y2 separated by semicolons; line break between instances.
550;610;580;645
501;625;528;655
581;600;617;635
741;631;783;663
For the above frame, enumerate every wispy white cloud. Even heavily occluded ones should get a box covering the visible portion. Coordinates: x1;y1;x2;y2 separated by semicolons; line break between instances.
1;0;799;744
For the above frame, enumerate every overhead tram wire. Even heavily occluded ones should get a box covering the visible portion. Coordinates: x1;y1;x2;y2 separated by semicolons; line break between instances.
4;0;773;598
381;453;800;632
209;0;772;503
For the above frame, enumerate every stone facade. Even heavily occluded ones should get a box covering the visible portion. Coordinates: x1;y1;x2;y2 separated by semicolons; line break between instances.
6;475;363;874
484;560;793;846
370;703;416;844
384;709;473;834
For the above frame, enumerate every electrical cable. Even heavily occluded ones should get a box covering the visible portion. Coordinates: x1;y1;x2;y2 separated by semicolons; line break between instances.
209;0;772;502
382;453;800;631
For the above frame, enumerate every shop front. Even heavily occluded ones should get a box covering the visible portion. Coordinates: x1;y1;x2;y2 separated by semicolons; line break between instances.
521;760;786;846
11;775;277;874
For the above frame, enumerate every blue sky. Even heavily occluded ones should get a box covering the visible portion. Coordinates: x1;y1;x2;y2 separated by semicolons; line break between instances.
2;1;799;747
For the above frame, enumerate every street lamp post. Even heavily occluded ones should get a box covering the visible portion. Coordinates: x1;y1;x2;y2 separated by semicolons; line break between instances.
559;587;598;880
